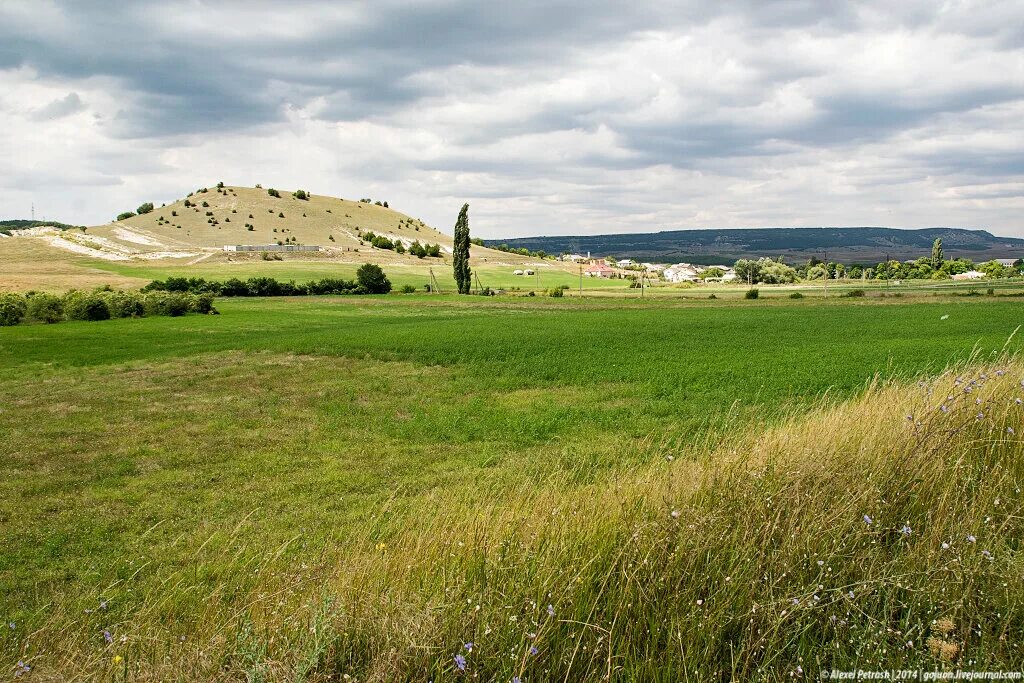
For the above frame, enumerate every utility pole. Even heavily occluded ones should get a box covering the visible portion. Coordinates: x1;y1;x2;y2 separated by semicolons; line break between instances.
579;263;583;298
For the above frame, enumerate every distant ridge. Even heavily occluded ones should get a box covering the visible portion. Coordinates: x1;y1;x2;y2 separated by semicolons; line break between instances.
486;227;1024;264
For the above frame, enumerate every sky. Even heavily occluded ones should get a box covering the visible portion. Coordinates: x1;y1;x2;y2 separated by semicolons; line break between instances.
1;1;1023;238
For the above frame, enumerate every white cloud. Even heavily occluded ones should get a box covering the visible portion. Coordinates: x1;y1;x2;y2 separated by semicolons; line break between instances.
0;0;1022;237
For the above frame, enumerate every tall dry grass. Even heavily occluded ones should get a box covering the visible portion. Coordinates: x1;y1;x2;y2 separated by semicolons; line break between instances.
10;362;1024;681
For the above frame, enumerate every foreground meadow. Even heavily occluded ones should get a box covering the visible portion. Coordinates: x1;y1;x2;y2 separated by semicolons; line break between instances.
1;296;1023;680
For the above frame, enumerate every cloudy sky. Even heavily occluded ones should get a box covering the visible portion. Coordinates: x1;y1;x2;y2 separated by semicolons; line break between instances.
1;1;1023;238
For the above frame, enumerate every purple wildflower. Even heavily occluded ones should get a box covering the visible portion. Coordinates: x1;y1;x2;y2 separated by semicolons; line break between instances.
899;524;912;536
464;642;473;652
8;622;14;630
15;661;30;678
967;535;977;543
454;654;467;671
529;646;539;656
103;629;113;644
514;678;522;683
940;404;949;413
1009;427;1016;435
863;514;873;525
982;549;992;559
547;604;555;618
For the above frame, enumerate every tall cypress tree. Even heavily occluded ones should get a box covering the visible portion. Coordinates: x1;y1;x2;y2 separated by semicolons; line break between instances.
452;203;472;294
931;238;944;269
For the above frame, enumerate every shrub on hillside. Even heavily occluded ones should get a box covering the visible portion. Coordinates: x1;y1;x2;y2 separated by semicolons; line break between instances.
293;189;308;200
356;263;392;294
0;293;27;326
26;293;64;323
267;188;281;198
63;292;111;321
400;284;416;294
548;287;564;297
136;202;154;215
116;211;136;221
789;291;804;299
744;288;760;300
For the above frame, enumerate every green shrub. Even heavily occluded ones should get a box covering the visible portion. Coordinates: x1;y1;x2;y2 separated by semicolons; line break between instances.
143;292;191;317
116;211;135;221
64;293;111;321
789;291;804;299
103;291;145;318
356;263;392;294
293;190;308;200
136;202;154;215
267;188;281;198
845;289;865;298
189;293;216;314
26;293;64;323
400;284;416;294
744;288;759;300
0;293;27;326
548;287;564;297
201;201;209;208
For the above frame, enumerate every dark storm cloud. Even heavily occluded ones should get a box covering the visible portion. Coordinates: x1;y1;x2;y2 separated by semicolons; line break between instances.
0;0;873;138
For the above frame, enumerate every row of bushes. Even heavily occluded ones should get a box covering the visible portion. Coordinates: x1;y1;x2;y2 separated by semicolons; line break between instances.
0;290;217;326
143;265;393;297
361;231;442;258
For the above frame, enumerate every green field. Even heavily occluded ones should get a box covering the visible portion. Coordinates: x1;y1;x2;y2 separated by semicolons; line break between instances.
83;258;634;292
2;296;1023;679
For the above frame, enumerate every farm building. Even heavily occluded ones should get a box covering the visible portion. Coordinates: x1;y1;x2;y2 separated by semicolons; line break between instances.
560;253;589;263
663;263;700;283
952;270;985;280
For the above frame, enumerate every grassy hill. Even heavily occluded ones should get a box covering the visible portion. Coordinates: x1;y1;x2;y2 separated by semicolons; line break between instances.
489;226;1024;264
2;185;585;292
102;185;457;258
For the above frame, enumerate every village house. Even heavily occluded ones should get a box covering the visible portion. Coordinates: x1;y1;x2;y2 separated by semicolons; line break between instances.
584;262;617;278
952;270;985;280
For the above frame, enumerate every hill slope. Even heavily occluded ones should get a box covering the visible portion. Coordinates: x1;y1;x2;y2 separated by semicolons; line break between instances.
9;186;540;268
98;185;458;261
489;227;1024;264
